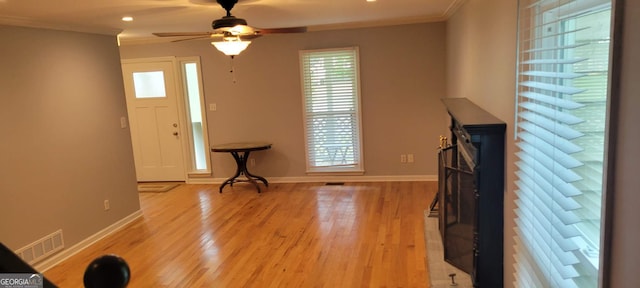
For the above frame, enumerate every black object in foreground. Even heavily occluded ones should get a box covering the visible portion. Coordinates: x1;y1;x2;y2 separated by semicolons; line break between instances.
83;255;130;288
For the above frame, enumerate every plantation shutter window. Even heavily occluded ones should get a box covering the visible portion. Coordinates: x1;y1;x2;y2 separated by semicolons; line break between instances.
514;0;612;287
299;47;363;173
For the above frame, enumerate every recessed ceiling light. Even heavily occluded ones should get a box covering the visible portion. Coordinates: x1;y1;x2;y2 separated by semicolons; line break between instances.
366;0;376;2
122;16;134;22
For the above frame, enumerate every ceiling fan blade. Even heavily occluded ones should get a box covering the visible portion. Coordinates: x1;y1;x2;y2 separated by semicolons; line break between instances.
167;34;261;43
256;27;307;34
171;35;218;42
153;32;213;37
239;34;262;40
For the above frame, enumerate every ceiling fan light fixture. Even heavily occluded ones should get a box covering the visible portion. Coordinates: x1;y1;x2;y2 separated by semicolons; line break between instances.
211;36;251;56
228;25;254;35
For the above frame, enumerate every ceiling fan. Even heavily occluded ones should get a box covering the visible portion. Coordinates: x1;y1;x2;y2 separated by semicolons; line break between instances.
153;0;307;56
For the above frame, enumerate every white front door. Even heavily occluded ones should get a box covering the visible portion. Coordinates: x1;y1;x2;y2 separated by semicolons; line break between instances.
121;60;185;181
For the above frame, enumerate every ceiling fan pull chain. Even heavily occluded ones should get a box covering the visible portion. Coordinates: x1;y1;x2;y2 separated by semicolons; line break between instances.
229;57;237;84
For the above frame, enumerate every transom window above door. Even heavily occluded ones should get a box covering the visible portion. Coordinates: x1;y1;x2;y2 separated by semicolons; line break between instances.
132;71;167;99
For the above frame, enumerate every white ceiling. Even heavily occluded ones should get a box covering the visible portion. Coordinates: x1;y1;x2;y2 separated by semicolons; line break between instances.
0;0;462;44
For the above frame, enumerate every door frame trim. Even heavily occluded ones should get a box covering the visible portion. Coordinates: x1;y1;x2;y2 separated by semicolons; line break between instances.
121;56;191;181
177;56;212;176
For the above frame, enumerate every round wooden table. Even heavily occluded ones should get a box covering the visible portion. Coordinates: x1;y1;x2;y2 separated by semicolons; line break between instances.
212;142;272;193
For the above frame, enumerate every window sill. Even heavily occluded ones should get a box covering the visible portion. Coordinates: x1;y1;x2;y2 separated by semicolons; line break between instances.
574;236;599;273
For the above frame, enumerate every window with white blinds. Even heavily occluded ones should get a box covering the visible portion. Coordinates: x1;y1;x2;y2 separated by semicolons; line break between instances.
514;0;612;287
299;47;363;173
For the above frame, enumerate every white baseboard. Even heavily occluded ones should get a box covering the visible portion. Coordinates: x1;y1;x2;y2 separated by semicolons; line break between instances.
187;175;437;184
268;175;437;183
185;177;216;184
37;210;143;272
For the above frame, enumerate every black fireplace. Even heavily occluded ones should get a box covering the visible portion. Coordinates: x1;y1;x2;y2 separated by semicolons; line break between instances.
439;130;477;274
438;98;505;288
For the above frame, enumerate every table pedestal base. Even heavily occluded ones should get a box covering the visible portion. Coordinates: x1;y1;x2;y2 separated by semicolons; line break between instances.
219;150;268;193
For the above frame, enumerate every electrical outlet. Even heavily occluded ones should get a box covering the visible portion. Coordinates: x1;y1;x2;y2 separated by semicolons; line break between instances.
104;200;110;211
407;154;414;163
400;154;407;163
209;103;217;111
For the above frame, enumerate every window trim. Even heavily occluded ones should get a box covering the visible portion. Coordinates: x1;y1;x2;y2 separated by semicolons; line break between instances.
299;47;364;174
514;1;613;287
177;56;212;175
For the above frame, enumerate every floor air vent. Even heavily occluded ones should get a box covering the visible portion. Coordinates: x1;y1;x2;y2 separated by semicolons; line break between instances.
325;182;345;186
16;229;64;264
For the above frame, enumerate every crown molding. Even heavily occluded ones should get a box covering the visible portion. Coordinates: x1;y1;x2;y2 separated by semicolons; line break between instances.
118;36;178;46
0;15;121;36
306;15;447;33
443;0;469;19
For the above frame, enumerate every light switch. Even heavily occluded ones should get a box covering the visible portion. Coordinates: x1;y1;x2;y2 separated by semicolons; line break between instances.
120;116;128;128
209;103;217;111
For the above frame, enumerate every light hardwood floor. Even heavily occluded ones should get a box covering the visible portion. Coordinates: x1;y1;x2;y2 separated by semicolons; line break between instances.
45;181;436;287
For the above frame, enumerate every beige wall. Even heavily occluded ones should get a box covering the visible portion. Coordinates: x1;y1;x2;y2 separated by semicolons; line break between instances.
608;1;640;286
119;22;449;179
0;26;140;251
447;0;640;286
446;0;517;285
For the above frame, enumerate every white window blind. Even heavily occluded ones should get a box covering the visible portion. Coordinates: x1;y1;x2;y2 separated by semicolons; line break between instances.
514;1;612;287
299;47;363;173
